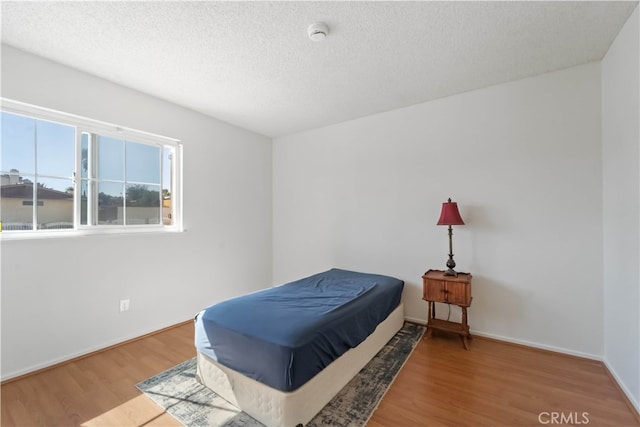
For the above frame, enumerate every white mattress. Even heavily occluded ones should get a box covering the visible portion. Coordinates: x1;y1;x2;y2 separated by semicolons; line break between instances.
196;302;405;427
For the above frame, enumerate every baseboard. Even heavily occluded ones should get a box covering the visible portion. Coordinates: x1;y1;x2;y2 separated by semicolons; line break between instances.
469;329;601;360
1;319;193;384
603;358;640;422
404;316;427;326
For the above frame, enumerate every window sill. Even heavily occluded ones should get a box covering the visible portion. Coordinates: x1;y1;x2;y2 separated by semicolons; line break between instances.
0;226;184;240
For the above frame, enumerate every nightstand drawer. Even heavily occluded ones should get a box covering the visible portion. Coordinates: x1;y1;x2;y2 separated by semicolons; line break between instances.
422;270;472;306
424;279;470;305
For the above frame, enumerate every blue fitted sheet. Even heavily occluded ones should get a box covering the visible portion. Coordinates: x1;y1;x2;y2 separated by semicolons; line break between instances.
194;268;404;392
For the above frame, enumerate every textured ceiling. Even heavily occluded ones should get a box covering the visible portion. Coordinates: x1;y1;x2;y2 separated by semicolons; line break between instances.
1;1;637;138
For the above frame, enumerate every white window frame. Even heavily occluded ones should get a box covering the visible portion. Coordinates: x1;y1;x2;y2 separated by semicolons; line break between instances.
1;98;183;239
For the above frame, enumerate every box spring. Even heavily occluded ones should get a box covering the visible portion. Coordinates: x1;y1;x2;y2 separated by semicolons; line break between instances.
196;302;404;427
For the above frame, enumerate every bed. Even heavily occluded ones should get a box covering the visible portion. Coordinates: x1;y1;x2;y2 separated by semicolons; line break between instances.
194;268;405;427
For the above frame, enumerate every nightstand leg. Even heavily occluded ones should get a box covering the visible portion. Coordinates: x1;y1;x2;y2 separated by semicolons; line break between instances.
425;302;434;339
462;306;468;330
461;306;471;349
461;335;470;350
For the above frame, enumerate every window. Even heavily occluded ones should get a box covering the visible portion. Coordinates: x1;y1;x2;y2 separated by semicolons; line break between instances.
0;99;182;236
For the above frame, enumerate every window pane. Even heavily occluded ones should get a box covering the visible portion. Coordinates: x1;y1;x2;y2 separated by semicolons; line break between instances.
37;177;73;229
36;120;74;178
126;141;160;184
0;175;34;230
98;181;124;225
98;136;123;181
162;146;173;226
1;112;35;175
80;179;89;225
126;184;160;225
81;133;89;180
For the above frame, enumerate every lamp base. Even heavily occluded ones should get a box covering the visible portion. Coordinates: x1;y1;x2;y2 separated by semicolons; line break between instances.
444;254;458;277
443;268;459;277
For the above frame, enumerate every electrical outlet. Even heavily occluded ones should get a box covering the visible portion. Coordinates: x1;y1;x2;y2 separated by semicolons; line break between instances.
119;299;130;312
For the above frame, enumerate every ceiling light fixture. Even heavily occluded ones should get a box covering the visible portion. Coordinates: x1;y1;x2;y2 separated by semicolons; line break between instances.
308;22;329;42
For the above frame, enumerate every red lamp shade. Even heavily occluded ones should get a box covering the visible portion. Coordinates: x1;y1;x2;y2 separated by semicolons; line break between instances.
437;198;465;226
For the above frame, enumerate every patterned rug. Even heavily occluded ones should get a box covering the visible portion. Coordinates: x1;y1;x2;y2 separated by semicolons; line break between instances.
137;322;425;427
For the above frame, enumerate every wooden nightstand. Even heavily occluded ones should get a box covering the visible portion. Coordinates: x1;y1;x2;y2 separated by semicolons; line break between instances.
422;269;473;349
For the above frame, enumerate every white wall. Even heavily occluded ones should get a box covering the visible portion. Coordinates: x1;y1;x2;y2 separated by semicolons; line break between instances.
0;46;273;380
274;62;604;358
602;6;640;411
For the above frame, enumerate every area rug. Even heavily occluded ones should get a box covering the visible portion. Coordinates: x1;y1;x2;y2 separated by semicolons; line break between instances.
137;322;425;427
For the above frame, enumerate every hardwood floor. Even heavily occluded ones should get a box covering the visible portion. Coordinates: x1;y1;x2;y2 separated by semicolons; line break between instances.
1;322;195;427
2;323;638;426
369;331;639;427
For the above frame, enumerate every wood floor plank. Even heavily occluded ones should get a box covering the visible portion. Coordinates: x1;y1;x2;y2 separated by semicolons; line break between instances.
1;323;638;426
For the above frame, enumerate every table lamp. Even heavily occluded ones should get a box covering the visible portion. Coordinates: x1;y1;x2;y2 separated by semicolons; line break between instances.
437;198;465;276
